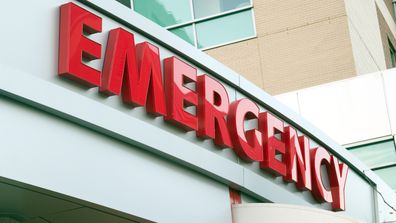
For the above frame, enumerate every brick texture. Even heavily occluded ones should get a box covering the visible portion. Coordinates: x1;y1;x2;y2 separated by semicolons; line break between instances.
204;0;357;95
253;0;347;37
205;39;264;89
258;16;356;94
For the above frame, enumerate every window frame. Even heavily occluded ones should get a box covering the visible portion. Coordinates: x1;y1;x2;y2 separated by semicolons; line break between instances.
347;137;396;170
133;0;257;50
347;137;396;191
393;0;396;18
388;37;396;68
372;162;396;171
372;164;396;192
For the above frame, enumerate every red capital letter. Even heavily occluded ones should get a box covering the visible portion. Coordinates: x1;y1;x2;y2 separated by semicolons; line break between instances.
100;28;137;96
100;31;166;115
228;99;263;162
330;156;349;211
197;75;232;148
132;42;166;115
59;2;102;86
311;147;333;203
284;127;312;190
164;57;198;130
259;112;286;176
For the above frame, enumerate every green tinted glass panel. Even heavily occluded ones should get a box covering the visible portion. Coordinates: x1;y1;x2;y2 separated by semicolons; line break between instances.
196;10;255;49
389;39;396;67
116;0;131;8
169;25;195;46
192;0;251;18
348;140;396;168
133;0;192;27
374;166;396;190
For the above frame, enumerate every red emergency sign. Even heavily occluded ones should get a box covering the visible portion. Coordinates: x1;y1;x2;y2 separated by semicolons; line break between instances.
58;2;349;211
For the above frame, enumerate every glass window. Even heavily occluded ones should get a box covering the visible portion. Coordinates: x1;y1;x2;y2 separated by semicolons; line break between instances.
133;0;193;27
192;0;251;19
389;38;396;68
116;0;131;8
169;25;195;46
393;0;396;18
348;140;396;169
132;0;256;49
374;166;396;190
195;10;255;49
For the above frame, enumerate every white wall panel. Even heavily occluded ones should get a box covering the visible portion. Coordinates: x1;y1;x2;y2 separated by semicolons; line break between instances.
233;204;366;223
381;68;396;135
0;96;232;223
298;73;391;145
274;92;300;114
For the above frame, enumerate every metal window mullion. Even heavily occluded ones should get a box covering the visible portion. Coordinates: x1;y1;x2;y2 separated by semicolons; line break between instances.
250;3;258;40
199;35;256;50
393;0;396;22
195;7;256;50
194;5;253;23
192;23;198;48
130;0;134;10
166;5;253;30
167;2;255;49
189;0;198;48
166;0;195;30
371;163;396;171
189;0;195;19
198;7;257;50
346;136;394;149
166;21;195;30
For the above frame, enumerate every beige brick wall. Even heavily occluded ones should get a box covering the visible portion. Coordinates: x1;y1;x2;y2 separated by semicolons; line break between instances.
205;0;357;95
253;0;347;37
259;16;356;94
205;39;264;89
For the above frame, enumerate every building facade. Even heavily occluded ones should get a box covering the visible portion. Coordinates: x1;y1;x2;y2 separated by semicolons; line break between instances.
121;0;396;200
276;68;396;193
123;0;396;95
0;0;395;223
